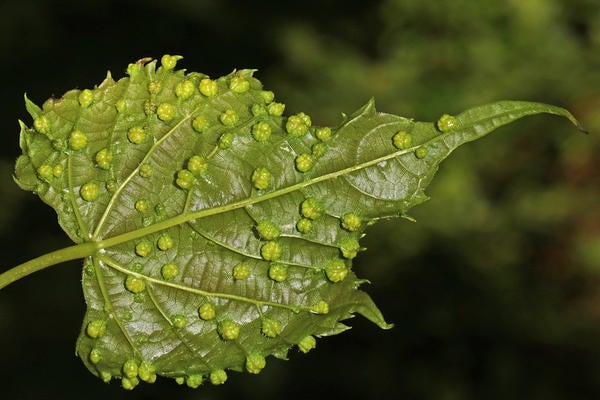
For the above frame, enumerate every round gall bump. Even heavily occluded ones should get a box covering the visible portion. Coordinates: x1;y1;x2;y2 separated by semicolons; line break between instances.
437;114;458;132
33;116;50;135
95;148;113;170
229;75;250;93
199;78;218;97
157;233;174;251
261;318;282;338
127;126;146;144
233;262;250;280
86;319;106;338
89;348;102;364
296;218;313;234
310;300;329;314
139;164;153;178
392;131;412;150
122;376;139;390
219;109;239;127
295;153;314;172
198;302;216;320
192;115;209;133
135;199;148;212
138;362;157;383
218;319;240;340
251;103;267;117
209;369;227;385
267;102;285;116
261;90;275;104
172;314;187;329
268;262;287;282
176;169;195;190
340;213;362;232
415;146;428;159
246;353;267;374
148;80;162;95
161;54;182;70
157;103;175;121
37;165;53;182
286;114;310;137
256;220;280;241
261;241;282;261
115;99;126;113
300;198;322;220
340;238;360;259
125;275;146;294
298;335;317;353
122;359;139;379
186;374;203;389
324;259;349;282
126;63;142;77
52;164;63;178
175;80;195;100
78;89;94;107
187;155;208;176
311;142;328;158
175;377;185;385
80;182;99;202
161;263;179;280
218;132;234;149
251;167;271;190
315;127;332;141
69;130;88;150
252;121;272;142
135;240;152;257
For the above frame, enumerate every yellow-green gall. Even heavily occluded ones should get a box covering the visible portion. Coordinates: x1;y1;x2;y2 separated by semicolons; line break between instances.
148;80;162;95
261;90;275;103
415;146;428;159
229;75;250;93
161;54;182;70
340;238;360;259
125;275;145;294
53;164;63;178
218;132;234;149
33;115;50;134
295;153;314;172
37;165;53;182
192;115;209;133
116;99;126;113
267;102;285;116
161;263;179;280
139;164;153;178
246;353;266;374
89;348;102;364
251;167;271;190
286;114;310;137
172;314;186;329
175;80;195;100
135;240;152;257
251;103;267;117
100;371;112;383
340;213;362;232
268;262;287;282
187;155;208;175
198;302;216;320
218;319;240;340
95;148;113;170
310;300;329;314
186;374;203;389
122;359;139;379
261;241;282;261
252;121;271;142
157;233;174;251
127;126;146;144
256;220;280;241
69;130;88;150
157;103;175;121
437;114;458;132
315;126;332;141
312;142;328;158
126;62;142;77
199;78;218;97
176;169;195;190
106;179;117;193
298;335;317;353
392;131;412;150
324;259;349;282
78;89;94;107
80;182;99;202
121;377;139;390
300;198;322;220
296;218;313;234
209;369;227;385
138;362;157;383
86;319;106;338
261;318;282;338
233;262;250;280
144;100;156;115
219;109;239;127
135;199;148;212
175;377;185;385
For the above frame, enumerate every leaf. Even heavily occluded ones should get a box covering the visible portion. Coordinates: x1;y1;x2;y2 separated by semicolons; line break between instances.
13;55;582;389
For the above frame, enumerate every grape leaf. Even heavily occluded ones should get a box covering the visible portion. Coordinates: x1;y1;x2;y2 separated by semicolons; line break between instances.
13;55;582;389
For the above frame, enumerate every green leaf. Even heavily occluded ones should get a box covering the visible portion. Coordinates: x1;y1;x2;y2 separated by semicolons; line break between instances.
12;55;582;389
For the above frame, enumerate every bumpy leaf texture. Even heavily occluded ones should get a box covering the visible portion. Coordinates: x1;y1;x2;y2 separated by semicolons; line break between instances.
14;55;581;389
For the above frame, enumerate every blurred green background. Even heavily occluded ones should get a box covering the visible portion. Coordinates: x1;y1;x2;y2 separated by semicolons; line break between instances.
1;0;599;399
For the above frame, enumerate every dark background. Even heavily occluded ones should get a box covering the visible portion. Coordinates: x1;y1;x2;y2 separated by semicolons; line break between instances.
1;0;599;399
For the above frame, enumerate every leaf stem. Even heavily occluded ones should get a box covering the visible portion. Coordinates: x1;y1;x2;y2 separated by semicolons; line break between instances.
0;241;98;289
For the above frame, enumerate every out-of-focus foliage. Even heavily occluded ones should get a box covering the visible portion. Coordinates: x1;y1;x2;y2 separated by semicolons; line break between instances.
0;0;598;399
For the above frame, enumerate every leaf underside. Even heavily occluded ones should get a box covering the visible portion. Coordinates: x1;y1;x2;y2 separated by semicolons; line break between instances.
14;55;581;389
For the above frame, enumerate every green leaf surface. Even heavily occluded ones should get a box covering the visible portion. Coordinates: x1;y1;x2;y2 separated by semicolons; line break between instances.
12;55;581;389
